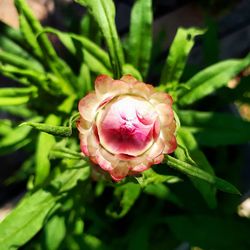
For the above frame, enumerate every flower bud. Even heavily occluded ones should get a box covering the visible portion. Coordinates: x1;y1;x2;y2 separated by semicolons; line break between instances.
77;75;177;181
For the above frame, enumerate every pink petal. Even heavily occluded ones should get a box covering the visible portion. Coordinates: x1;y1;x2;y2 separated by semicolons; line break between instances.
96;77;131;99
120;74;137;84
153;154;164;164
95;75;113;97
132;163;150;172
156;103;174;126
78;92;100;122
76;117;91;133
149;92;173;106
86;128;100;157
163;135;177;154
130;82;155;99
109;162;129;181
79;132;89;156
146;137;165;160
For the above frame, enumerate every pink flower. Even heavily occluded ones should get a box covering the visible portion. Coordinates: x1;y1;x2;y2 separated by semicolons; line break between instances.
77;75;177;181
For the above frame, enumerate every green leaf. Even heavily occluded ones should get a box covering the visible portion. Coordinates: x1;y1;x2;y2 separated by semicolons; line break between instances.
136;168;181;188
128;0;153;78
17;7;43;59
15;0;76;95
160;27;205;84
40;27;112;78
0;119;12;136
178;53;250;106
0;86;37;97
178;110;250;146
0;29;39;64
35;114;61;186
122;64;143;81
135;169;182;206
106;183;141;218
0;166;90;250
78;63;92;96
0;21;23;44
0;105;35;119
0;96;30;106
15;0;57;60
0;117;42;156
41;27;111;72
0;87;37;106
44;215;66;250
0;64;70;96
80;13;101;44
165;156;240;195
176;128;217;208
0;64;37;86
49;146;83;160
0;49;43;71
75;0;124;78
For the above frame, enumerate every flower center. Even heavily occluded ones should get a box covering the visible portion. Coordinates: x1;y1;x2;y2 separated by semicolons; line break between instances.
120;122;135;137
96;95;159;156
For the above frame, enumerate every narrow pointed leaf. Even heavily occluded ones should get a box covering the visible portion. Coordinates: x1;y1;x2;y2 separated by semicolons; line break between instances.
78;63;92;96
0;50;42;71
0;87;37;106
128;0;153;78
15;0;76;95
34;114;61;186
41;27;112;75
122;64;143;81
165;156;240;195
75;0;124;78
178;54;250;106
0;117;42;156
160;27;205;84
0;96;30;106
176;128;217;208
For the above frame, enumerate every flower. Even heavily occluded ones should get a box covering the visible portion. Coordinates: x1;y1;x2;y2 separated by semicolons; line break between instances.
77;75;177;181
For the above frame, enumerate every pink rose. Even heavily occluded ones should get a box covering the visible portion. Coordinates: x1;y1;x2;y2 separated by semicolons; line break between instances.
77;75;177;181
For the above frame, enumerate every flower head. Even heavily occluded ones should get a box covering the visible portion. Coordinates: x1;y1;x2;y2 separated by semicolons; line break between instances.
77;75;177;181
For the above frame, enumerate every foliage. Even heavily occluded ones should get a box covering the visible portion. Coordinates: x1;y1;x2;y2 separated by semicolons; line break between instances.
0;0;249;249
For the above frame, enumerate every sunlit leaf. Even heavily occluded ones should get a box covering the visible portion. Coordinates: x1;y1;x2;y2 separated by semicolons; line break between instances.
44;215;66;250
0;50;43;71
128;0;153;78
78;63;92;96
160;27;205;84
0;166;90;250
41;27;111;74
0;117;42;156
178;53;250;106
122;64;143;81
34;114;61;186
15;0;76;95
75;0;124;78
0;86;37;106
